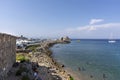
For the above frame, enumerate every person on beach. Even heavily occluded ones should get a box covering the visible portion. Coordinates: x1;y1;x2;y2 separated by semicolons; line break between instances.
90;75;93;78
103;73;107;79
82;67;86;71
78;67;81;71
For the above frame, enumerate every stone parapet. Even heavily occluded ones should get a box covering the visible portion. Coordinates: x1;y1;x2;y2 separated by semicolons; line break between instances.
0;33;16;80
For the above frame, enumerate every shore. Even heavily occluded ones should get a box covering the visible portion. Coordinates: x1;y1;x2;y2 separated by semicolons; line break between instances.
31;39;72;80
65;67;81;80
7;38;74;80
38;39;82;80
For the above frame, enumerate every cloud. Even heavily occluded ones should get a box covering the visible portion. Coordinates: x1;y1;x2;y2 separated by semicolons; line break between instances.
64;18;120;38
89;26;96;31
68;18;104;32
89;19;104;25
64;22;120;39
66;22;120;33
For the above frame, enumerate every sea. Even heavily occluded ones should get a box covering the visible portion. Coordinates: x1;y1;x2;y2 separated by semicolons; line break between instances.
51;39;120;80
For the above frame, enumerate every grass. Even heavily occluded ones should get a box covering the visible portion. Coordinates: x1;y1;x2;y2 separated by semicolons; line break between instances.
16;54;29;62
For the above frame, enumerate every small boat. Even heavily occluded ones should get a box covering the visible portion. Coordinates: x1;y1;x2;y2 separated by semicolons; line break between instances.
108;40;116;43
108;33;116;43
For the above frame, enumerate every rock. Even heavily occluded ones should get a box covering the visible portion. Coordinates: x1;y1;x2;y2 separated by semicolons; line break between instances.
21;72;27;76
12;62;19;68
90;75;93;78
61;64;65;68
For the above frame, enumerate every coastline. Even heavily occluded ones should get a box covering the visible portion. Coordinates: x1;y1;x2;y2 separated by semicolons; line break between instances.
49;40;89;80
30;38;73;80
7;38;73;80
65;67;82;80
7;37;120;80
51;44;82;80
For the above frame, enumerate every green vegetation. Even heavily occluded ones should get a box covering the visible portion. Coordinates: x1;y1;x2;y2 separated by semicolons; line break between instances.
25;45;39;52
21;75;30;80
16;54;29;62
70;76;74;80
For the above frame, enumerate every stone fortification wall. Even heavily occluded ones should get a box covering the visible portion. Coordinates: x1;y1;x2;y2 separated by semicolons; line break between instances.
0;33;16;80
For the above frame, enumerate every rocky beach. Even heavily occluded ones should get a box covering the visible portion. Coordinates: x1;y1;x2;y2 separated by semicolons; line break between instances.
7;37;73;80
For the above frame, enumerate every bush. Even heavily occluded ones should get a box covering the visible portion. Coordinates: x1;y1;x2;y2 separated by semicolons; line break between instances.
22;75;30;80
16;54;29;62
70;76;74;80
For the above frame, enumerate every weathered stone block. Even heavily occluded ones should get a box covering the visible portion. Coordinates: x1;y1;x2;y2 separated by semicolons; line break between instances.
0;33;16;80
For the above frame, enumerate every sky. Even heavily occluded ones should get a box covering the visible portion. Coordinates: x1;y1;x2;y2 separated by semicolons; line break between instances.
0;0;120;39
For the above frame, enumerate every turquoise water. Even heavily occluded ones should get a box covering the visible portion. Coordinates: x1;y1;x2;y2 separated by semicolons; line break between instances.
51;39;120;80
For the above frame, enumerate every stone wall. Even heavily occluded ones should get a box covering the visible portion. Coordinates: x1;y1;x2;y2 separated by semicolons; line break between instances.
0;33;16;80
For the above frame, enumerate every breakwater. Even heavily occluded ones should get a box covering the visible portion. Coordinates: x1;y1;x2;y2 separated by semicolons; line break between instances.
30;38;72;80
